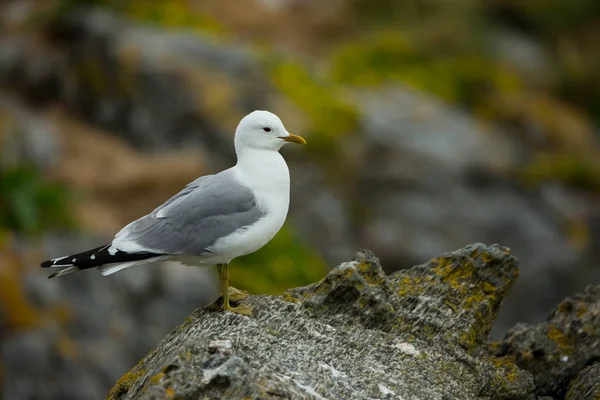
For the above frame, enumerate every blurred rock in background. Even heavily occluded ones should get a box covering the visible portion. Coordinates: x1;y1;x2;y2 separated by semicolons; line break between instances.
1;0;599;398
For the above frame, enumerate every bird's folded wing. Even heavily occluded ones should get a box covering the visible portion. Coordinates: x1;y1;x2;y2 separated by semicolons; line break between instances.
113;172;265;255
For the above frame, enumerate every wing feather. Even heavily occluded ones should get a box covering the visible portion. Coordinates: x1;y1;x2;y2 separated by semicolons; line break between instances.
112;170;265;255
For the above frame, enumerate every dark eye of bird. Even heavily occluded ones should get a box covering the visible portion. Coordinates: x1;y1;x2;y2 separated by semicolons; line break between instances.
263;127;271;132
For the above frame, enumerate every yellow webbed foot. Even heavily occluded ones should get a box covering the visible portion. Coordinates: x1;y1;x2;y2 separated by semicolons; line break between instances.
228;286;249;303
224;303;253;316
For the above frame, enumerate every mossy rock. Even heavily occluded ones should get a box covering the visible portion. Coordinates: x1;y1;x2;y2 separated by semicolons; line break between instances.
109;244;534;400
495;285;600;398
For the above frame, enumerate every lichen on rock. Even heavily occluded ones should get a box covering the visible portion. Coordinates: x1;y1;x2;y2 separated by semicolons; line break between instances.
565;363;600;400
390;243;519;352
495;285;600;398
108;244;534;400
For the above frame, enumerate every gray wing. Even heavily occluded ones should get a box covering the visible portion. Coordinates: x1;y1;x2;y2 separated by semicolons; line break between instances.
114;170;265;255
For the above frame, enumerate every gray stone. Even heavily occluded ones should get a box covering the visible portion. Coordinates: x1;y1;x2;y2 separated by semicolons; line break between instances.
108;244;534;400
495;285;600;398
566;363;600;400
0;95;61;170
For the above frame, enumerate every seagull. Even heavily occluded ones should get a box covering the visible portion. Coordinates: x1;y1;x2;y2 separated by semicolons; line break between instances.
41;110;306;315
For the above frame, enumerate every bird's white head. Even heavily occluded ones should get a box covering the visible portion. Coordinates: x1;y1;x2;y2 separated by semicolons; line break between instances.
234;110;306;155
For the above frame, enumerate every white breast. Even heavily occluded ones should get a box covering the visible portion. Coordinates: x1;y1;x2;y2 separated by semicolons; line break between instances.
203;150;290;264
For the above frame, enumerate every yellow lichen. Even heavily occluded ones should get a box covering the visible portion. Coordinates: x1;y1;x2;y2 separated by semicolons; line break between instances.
165;387;176;399
490;356;521;382
356;261;385;285
397;276;427;297
107;367;147;400
482;282;496;294
432;257;476;291
481;252;493;263
463;293;488;309
576;303;588;318
282;292;300;303
149;371;165;384
547;325;574;353
444;299;459;313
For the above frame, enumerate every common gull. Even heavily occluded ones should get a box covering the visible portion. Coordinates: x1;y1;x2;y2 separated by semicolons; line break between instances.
41;110;306;315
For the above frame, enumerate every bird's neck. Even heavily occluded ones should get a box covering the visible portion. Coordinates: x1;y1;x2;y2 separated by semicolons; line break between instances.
235;149;290;193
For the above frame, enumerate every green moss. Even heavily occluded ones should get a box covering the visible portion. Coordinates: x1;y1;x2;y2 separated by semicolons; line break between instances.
268;59;359;158
330;29;523;109
0;166;75;235
43;0;226;36
520;154;600;192
119;1;226;36
231;224;327;295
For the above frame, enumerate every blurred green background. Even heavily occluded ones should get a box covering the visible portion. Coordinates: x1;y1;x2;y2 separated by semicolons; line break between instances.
1;0;600;398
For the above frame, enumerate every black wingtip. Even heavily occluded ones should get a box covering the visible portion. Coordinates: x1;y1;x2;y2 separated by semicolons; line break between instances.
41;260;53;268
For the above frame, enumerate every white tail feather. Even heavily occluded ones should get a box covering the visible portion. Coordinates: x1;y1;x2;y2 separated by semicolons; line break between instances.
98;257;164;276
49;266;80;278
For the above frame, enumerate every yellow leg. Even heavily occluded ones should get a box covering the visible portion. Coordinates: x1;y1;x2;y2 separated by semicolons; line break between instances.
217;264;252;316
217;264;230;309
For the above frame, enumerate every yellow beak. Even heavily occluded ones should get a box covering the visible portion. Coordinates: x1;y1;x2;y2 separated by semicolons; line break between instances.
280;133;307;145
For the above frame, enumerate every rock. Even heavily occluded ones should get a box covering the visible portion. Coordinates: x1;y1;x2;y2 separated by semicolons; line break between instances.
0;95;61;170
566;363;600;400
0;8;266;168
108;244;534;400
495;285;600;398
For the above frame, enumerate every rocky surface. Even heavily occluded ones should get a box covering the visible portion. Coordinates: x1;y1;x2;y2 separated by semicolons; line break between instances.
108;244;536;400
566;363;600;400
495;285;600;398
